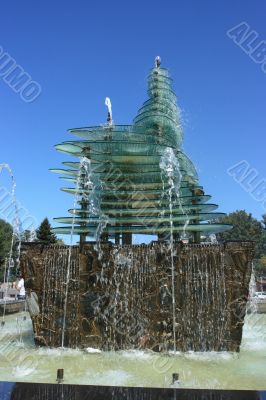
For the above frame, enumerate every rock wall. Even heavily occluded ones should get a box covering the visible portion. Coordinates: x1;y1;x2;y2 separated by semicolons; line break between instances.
20;241;255;351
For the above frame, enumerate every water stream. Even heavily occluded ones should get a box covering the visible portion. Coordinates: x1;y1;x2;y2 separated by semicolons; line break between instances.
159;147;192;352
0;164;22;324
61;157;92;346
159;148;180;352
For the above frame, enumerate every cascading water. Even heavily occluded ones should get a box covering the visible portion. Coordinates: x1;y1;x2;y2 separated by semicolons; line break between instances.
247;263;257;314
61;156;91;347
0;164;22;324
61;156;110;346
159;147;183;352
159;148;190;240
79;156;109;260
158;148;230;353
209;233;218;244
20;238;254;352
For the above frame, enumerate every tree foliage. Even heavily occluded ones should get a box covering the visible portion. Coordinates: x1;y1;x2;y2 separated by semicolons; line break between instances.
217;210;266;274
0;219;13;281
218;210;262;242
36;218;57;245
0;219;13;264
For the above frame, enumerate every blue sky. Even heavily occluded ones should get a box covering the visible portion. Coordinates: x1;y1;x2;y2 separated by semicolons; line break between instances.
0;0;265;240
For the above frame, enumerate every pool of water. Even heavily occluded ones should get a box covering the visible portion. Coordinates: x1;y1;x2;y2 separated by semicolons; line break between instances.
0;312;265;390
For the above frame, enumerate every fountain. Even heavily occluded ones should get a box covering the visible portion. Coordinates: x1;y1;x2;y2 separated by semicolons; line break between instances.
19;58;255;353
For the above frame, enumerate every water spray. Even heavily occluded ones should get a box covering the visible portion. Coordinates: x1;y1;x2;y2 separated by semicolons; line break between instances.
0;164;22;325
105;97;113;126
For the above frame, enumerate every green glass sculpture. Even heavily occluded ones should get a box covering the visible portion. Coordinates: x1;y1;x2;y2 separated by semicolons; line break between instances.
51;58;232;243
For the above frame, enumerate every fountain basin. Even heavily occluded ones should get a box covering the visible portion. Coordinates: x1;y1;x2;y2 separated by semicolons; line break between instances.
0;310;265;390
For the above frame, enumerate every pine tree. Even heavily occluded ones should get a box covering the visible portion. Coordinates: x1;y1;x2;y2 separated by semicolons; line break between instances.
36;218;57;245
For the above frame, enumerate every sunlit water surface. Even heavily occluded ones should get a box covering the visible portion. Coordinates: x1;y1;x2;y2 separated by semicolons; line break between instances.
0;312;265;389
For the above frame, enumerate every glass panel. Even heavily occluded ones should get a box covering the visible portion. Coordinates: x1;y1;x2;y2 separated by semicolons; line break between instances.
68;204;218;216
54;213;225;225
52;223;232;235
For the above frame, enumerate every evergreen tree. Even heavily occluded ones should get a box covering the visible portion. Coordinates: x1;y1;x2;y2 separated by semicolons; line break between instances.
36;218;57;245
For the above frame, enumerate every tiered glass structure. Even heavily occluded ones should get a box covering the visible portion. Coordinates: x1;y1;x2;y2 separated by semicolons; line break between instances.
51;59;231;244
